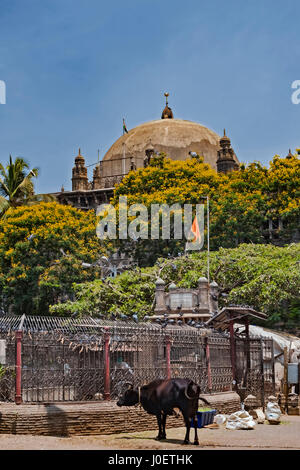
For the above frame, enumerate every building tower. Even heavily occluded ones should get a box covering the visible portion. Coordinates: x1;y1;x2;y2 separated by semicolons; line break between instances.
92;163;102;189
72;148;89;191
217;130;240;174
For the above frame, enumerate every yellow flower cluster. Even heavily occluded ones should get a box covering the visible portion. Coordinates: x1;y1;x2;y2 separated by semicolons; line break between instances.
113;153;300;246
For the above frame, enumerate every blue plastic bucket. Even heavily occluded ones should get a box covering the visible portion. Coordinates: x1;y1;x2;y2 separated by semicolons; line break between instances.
191;410;217;428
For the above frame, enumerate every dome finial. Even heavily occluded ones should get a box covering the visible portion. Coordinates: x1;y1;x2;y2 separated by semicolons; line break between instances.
220;129;230;146
75;147;84;163
161;92;173;119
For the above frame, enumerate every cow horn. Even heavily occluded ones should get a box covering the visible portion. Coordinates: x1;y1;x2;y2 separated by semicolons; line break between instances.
124;382;133;390
184;383;198;400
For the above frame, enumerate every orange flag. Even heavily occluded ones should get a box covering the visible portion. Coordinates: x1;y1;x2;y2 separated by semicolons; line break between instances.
190;216;201;243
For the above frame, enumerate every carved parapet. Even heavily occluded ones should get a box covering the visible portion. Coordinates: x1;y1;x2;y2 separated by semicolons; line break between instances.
153;277;212;322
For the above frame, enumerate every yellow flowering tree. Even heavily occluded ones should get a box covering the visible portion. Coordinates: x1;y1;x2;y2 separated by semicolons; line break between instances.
0;202;106;315
111;153;300;266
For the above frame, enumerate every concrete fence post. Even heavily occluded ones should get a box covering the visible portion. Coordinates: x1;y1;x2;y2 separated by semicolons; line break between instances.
229;319;236;387
205;337;212;392
15;330;23;405
166;336;172;380
103;327;111;400
15;314;25;405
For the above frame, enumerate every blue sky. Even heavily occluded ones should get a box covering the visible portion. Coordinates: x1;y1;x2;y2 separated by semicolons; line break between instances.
0;0;299;194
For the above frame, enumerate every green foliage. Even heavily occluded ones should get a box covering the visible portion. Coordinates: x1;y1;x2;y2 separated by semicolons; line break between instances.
50;267;156;318
0;155;55;217
50;243;300;331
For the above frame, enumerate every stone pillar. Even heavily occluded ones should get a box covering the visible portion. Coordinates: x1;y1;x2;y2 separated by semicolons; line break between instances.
155;278;166;311
198;277;209;309
209;281;219;314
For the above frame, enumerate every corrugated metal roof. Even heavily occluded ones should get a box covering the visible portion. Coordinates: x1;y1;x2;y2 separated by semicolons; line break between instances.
206;307;267;331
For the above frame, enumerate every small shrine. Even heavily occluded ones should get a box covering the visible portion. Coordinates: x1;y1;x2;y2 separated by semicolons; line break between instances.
152;276;219;324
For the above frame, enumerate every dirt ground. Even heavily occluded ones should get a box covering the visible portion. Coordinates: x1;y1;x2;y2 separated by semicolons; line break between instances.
0;415;299;450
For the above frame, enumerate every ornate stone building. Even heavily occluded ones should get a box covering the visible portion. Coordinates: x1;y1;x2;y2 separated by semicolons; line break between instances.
55;94;240;210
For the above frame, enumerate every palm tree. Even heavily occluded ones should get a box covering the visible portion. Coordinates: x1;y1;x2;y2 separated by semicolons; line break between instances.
0;155;55;216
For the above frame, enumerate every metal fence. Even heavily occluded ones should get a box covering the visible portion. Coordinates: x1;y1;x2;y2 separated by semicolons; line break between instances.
0;316;275;405
235;337;275;404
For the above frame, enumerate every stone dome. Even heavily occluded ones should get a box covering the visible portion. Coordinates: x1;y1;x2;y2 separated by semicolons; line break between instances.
103;119;226;171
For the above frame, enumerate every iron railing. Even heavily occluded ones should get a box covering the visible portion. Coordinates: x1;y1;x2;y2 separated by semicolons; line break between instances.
0;315;275;405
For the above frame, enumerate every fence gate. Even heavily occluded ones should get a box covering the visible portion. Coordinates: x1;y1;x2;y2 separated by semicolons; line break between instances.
235;337;275;405
208;335;233;393
261;338;276;396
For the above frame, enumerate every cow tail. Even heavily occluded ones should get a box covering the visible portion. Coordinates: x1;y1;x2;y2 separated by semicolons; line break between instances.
198;396;211;406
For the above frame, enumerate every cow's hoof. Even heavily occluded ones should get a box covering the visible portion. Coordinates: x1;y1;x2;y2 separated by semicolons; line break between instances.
183;440;190;445
155;436;163;441
194;441;199;446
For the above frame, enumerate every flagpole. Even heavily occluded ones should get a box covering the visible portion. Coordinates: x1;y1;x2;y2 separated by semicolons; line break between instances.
122;142;126;176
122;119;127;176
207;195;210;284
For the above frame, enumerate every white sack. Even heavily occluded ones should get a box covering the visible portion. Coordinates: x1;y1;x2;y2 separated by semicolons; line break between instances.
226;410;256;430
214;414;227;425
265;401;281;422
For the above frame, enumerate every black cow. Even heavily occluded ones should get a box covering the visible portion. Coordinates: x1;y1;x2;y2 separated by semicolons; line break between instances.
116;378;210;445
